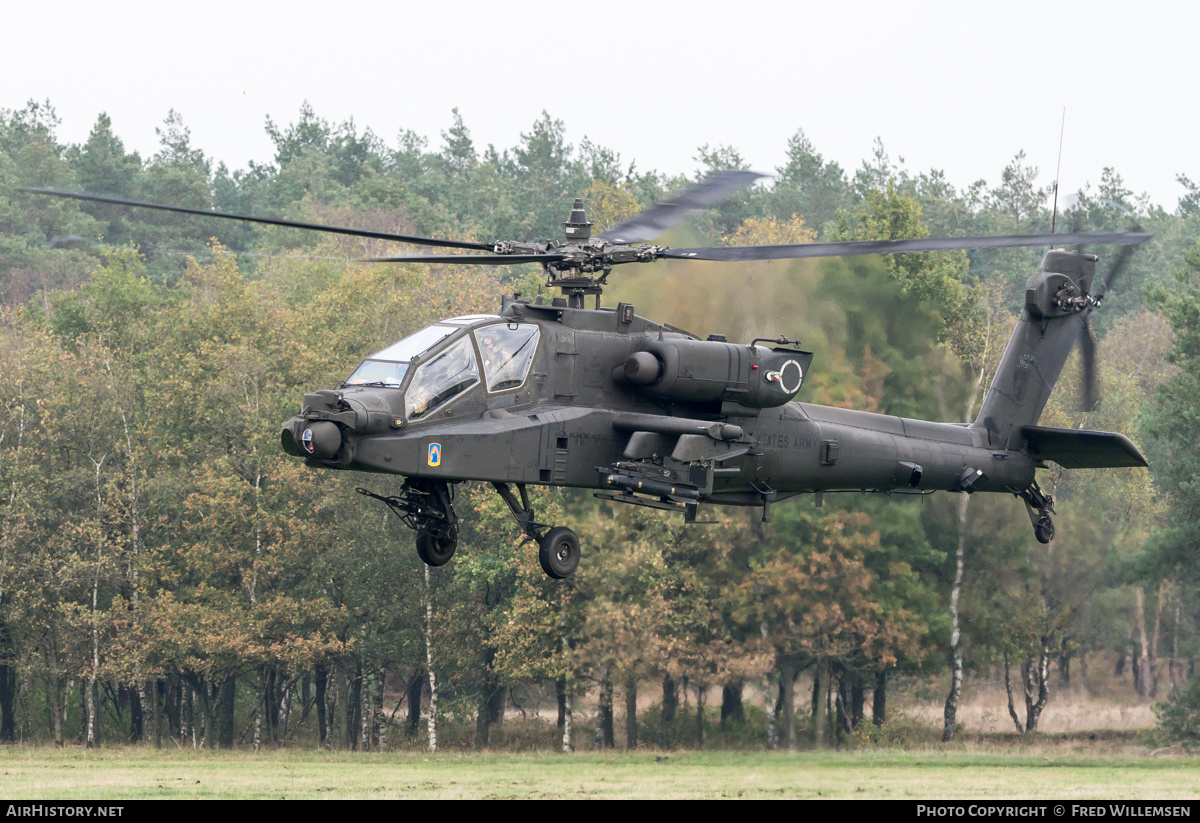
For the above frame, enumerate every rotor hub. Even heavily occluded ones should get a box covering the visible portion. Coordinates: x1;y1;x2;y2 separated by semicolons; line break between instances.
562;198;593;242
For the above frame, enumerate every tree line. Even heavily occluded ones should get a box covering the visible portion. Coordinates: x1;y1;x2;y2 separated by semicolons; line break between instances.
1;100;1198;750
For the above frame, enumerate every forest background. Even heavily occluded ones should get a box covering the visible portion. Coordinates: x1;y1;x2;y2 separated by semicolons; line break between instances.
2;100;1200;754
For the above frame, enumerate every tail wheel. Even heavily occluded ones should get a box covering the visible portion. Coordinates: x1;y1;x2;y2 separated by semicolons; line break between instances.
416;531;457;566
1034;516;1055;545
539;527;580;578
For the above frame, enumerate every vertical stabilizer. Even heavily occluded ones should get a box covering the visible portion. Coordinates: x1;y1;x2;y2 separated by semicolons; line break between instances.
973;250;1095;450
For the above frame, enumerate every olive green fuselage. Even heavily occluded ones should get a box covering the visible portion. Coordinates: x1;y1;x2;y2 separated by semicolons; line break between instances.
286;300;1034;506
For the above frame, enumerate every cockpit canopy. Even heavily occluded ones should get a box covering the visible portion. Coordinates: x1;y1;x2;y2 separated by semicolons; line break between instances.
345;324;456;388
404;335;477;420
476;323;540;392
344;316;540;421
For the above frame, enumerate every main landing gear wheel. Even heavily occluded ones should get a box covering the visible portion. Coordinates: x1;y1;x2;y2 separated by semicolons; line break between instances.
491;482;579;578
1034;516;1055;545
539;526;580;579
416;531;457;566
1016;482;1056;545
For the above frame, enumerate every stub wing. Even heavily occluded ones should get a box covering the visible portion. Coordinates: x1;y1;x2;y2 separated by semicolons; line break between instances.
1021;425;1148;469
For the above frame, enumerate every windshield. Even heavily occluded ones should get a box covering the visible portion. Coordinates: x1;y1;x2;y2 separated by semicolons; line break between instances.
405;336;480;420
344;360;408;388
345;324;460;387
368;324;457;362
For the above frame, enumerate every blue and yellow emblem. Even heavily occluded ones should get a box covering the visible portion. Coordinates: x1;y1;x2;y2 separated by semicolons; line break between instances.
427;442;442;467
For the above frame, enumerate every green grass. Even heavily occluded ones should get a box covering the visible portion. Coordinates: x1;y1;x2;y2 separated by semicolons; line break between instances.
0;745;1197;799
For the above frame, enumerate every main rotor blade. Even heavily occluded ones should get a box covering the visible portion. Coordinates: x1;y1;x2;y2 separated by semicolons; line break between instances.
660;231;1151;262
364;253;566;265
597;170;765;245
18;187;495;252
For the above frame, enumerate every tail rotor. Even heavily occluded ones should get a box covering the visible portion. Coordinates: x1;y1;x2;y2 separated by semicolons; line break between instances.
1073;213;1142;412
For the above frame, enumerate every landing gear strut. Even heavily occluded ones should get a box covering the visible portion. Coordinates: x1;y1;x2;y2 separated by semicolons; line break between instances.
492;482;580;578
1014;481;1056;545
358;480;459;567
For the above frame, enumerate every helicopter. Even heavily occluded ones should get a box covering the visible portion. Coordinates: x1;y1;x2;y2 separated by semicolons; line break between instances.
21;172;1151;578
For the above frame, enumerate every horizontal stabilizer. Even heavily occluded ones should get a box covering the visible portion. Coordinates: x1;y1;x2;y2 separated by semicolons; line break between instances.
1021;425;1148;469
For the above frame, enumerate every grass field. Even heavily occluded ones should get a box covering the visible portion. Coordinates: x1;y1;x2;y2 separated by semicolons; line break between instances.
2;663;1192;799
0;743;1197;800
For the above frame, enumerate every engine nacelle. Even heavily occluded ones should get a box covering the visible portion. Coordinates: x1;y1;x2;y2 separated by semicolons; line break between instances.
617;339;813;410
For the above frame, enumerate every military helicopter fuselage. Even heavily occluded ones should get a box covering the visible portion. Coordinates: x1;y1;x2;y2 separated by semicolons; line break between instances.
284;301;1030;499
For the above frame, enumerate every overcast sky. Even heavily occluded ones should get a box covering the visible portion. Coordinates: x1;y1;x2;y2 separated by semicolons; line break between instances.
4;0;1196;209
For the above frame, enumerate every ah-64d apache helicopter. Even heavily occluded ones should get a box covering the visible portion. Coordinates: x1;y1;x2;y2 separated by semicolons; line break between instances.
23;172;1151;578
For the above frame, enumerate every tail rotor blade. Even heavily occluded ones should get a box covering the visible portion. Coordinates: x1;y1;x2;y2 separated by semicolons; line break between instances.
1080;319;1099;412
1092;234;1139;303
